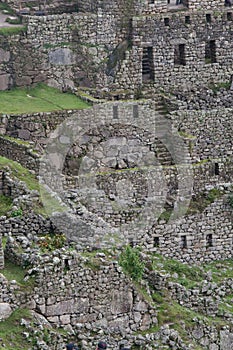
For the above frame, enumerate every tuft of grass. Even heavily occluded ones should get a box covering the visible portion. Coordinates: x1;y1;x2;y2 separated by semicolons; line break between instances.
0;2;15;14
0;83;90;114
0;156;39;191
1;259;28;285
152;254;204;289
209;81;231;94
0;26;26;36
0;195;13;215
0;308;33;350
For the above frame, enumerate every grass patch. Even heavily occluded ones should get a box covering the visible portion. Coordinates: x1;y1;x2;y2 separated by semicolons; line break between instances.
152;254;204;289
187;188;223;215
0;156;39;191
0;156;69;217
0;194;13;215
203;259;233;284
209;81;231;94
0;26;26;36
0;83;90;114
1;259;36;293
0;308;33;350
2;135;33;147
0;3;15;14
1;259;28;285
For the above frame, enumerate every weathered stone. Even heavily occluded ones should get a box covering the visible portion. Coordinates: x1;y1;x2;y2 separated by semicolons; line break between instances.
0;303;12;321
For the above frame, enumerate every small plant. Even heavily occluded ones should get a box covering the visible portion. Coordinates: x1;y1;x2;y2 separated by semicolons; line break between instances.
38;233;66;251
209;81;231;94
119;245;145;281
11;208;23;217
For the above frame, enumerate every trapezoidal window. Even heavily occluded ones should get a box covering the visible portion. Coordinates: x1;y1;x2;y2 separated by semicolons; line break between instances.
206;234;213;247
154;237;160;247
205;40;217;64
181;235;187;249
206;14;211;23
227;12;232;21
174;44;186;66
142;47;155;82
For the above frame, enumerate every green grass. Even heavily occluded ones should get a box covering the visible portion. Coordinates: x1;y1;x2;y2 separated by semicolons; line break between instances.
0;194;13;215
152;254;204;288
0;308;33;350
0;155;70;217
0;156;39;191
1;259;36;293
0;83;90;114
0;26;26;36
1;259;28;285
0;2;15;14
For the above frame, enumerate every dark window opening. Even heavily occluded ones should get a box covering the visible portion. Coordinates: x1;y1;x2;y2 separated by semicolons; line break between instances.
113;105;118;119
227;12;232;20
149;0;155;3
185;15;191;24
206;14;211;23
7;186;12;197
64;259;70;271
225;0;232;7
167;0;170;3
174;44;186;66
164;18;170;26
206;234;213;247
142;47;155;82
181;235;187;249
154;237;160;247
214;163;220;175
205;40;217;64
133;104;139;118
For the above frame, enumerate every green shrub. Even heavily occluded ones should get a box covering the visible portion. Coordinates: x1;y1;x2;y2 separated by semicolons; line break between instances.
119;245;145;281
39;233;66;251
11;208;23;217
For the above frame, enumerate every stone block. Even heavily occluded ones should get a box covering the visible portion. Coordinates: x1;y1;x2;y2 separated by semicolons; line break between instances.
0;74;10;91
0;49;10;63
0;303;12;321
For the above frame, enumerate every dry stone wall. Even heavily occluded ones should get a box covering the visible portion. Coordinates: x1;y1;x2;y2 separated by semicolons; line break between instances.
0;136;39;173
0;5;232;92
114;10;233;91
143;197;233;264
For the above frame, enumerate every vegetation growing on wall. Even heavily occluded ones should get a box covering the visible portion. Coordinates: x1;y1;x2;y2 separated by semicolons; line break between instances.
119;245;145;281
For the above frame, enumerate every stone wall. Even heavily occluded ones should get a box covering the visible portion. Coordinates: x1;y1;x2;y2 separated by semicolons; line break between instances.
0;232;3;269
0;5;232;92
171;108;233;161
114;10;233;92
1;102;232;166
0;110;76;145
142;196;233;264
0;136;39;173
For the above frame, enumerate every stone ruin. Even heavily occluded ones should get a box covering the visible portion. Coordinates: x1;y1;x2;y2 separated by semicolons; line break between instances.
0;0;232;349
